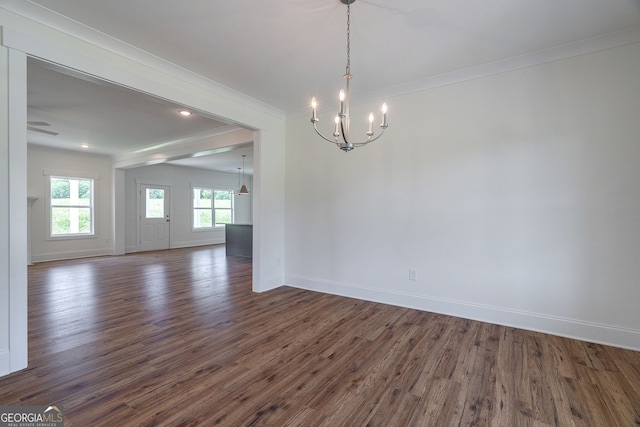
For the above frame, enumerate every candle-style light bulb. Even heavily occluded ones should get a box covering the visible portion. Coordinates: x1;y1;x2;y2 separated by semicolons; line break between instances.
381;103;388;128
311;97;318;122
367;113;374;135
333;115;340;137
339;90;345;116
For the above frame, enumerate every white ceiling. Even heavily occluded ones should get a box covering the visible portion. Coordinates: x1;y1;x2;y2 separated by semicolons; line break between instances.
27;59;255;174
8;0;640;172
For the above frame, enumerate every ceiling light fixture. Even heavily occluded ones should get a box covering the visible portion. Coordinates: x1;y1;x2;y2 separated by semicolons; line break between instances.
310;0;388;152
238;155;249;195
179;110;192;116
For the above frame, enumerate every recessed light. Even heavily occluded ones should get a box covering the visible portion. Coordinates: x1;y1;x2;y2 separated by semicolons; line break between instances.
80;143;90;149
179;110;192;116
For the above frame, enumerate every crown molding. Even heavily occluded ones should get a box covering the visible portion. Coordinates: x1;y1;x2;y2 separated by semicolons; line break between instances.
291;25;640;119
4;1;639;121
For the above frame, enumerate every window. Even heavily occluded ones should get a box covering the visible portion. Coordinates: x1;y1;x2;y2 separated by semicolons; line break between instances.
49;176;94;237
145;188;166;218
193;188;233;229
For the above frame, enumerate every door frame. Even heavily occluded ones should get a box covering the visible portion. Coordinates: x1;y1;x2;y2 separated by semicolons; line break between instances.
136;181;172;252
1;10;285;376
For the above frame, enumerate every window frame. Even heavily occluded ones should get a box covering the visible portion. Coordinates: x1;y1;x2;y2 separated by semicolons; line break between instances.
192;186;234;231
46;174;96;240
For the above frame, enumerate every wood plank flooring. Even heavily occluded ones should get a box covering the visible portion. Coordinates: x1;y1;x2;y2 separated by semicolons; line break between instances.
1;244;639;426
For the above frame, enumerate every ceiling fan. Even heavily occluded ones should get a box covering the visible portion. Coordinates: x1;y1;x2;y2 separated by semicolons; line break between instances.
27;121;59;136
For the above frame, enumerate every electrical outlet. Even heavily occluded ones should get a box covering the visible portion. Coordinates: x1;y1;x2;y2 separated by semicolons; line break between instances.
409;268;417;281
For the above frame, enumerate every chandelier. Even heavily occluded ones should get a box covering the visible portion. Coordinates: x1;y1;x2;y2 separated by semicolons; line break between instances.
310;0;388;152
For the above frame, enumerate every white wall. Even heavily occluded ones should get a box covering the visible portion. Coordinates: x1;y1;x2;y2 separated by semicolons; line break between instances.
285;42;640;350
124;163;253;252
27;146;255;258
28;145;114;262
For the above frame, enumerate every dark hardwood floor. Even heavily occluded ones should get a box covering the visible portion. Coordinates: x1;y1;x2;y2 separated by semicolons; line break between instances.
0;245;639;426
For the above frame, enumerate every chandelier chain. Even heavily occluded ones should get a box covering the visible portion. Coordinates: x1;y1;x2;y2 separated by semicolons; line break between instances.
345;2;351;76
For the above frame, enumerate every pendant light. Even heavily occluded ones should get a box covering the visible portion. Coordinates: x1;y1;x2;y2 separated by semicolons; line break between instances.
238;155;249;195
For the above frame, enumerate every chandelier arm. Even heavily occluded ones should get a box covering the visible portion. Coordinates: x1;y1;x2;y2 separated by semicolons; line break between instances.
351;126;388;147
312;121;341;145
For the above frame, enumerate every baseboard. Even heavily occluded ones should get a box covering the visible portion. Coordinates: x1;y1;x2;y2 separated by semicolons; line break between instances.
171;238;225;249
285;275;640;351
32;248;112;263
254;274;284;293
125;240;225;254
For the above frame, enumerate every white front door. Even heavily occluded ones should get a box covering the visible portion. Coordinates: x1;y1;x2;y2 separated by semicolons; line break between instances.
139;184;171;251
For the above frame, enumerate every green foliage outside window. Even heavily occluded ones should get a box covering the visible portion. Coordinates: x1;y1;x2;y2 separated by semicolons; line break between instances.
148;188;165;199
51;207;92;234
214;190;229;200
51;178;90;201
200;189;212;200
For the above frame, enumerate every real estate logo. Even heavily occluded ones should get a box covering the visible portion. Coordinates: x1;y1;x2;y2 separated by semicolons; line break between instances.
0;405;64;427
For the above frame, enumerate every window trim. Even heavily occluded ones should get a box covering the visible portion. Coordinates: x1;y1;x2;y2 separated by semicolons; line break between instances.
46;174;96;240
192;186;234;231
